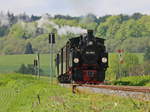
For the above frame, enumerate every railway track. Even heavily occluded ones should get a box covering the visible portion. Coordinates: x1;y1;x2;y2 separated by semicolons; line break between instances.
60;84;150;101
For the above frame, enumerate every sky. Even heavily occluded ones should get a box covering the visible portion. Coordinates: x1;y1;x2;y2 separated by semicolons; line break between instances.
0;0;150;16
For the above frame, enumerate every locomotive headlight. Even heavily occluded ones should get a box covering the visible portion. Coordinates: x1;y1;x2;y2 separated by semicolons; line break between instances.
74;58;79;63
88;41;93;45
102;57;107;63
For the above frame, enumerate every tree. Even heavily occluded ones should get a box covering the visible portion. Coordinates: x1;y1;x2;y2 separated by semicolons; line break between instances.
7;11;17;25
80;13;97;24
16;64;43;75
131;13;143;20
9;23;25;38
97;15;111;23
96;16;122;38
0;26;9;37
144;46;150;61
26;64;35;74
106;54;120;80
17;64;28;74
106;53;140;80
123;53;139;76
24;42;34;54
120;37;150;52
17;64;34;74
31;15;41;21
18;12;31;22
119;14;129;22
96;23;108;37
138;16;150;37
143;61;150;75
22;33;28;40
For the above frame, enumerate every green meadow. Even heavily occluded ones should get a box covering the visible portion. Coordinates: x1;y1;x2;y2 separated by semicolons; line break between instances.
0;73;150;112
0;54;50;75
0;53;144;75
113;75;150;86
0;54;150;112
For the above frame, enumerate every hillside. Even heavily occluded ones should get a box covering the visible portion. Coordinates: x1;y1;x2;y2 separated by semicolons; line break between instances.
0;73;150;112
0;12;150;54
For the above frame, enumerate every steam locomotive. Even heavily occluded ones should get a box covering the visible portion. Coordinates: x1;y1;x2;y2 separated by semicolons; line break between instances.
56;30;108;84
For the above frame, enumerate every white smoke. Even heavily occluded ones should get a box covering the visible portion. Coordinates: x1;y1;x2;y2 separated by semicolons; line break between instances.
37;14;87;35
58;26;87;35
37;16;59;29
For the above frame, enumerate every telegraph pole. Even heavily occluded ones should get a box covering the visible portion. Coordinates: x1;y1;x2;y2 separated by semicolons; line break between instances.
49;33;55;83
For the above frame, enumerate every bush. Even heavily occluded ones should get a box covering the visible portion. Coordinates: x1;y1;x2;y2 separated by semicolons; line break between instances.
144;46;150;61
113;75;150;86
106;53;140;80
17;64;28;74
24;42;34;54
16;64;43;75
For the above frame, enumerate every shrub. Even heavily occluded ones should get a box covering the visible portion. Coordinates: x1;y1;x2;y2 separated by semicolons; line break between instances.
24;42;34;54
16;64;43;75
144;46;150;61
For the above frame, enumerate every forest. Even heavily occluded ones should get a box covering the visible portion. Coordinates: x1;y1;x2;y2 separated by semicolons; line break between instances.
0;12;150;54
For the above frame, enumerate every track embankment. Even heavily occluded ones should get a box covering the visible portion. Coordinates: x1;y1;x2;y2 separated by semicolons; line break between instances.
60;84;150;101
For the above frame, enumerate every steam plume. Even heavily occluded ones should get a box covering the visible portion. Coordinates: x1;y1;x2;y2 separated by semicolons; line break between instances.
37;14;87;35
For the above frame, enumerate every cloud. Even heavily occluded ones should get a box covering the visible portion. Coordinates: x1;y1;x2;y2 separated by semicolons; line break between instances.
67;0;150;16
0;0;48;14
0;0;150;16
96;0;150;15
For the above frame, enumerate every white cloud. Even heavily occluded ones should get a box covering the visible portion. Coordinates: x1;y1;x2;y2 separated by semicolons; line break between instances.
67;0;150;16
0;0;150;16
97;0;150;14
0;0;48;14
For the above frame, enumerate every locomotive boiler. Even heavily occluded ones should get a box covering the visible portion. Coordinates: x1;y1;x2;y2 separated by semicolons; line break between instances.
56;30;108;84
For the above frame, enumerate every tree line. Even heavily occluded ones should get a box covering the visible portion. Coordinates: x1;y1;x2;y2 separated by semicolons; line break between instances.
0;12;150;54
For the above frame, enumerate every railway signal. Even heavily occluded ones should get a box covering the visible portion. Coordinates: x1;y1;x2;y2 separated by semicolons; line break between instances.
116;49;124;79
49;33;55;44
49;33;56;83
33;52;40;78
37;52;40;78
117;49;124;64
34;59;38;76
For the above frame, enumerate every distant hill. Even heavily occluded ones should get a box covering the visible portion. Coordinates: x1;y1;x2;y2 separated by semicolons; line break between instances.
0;12;150;54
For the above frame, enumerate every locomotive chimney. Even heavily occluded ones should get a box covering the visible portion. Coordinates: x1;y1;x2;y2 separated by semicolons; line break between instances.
87;30;94;40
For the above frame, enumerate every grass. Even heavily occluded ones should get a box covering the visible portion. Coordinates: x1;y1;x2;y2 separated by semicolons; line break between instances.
0;54;51;75
0;73;150;112
112;75;150;86
0;53;144;75
134;53;144;63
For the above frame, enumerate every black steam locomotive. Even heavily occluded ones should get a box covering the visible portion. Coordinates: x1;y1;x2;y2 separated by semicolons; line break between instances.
56;30;108;84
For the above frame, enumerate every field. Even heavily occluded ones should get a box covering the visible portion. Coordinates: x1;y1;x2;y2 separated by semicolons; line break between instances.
0;73;150;112
113;75;150;86
0;54;50;75
0;53;144;76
